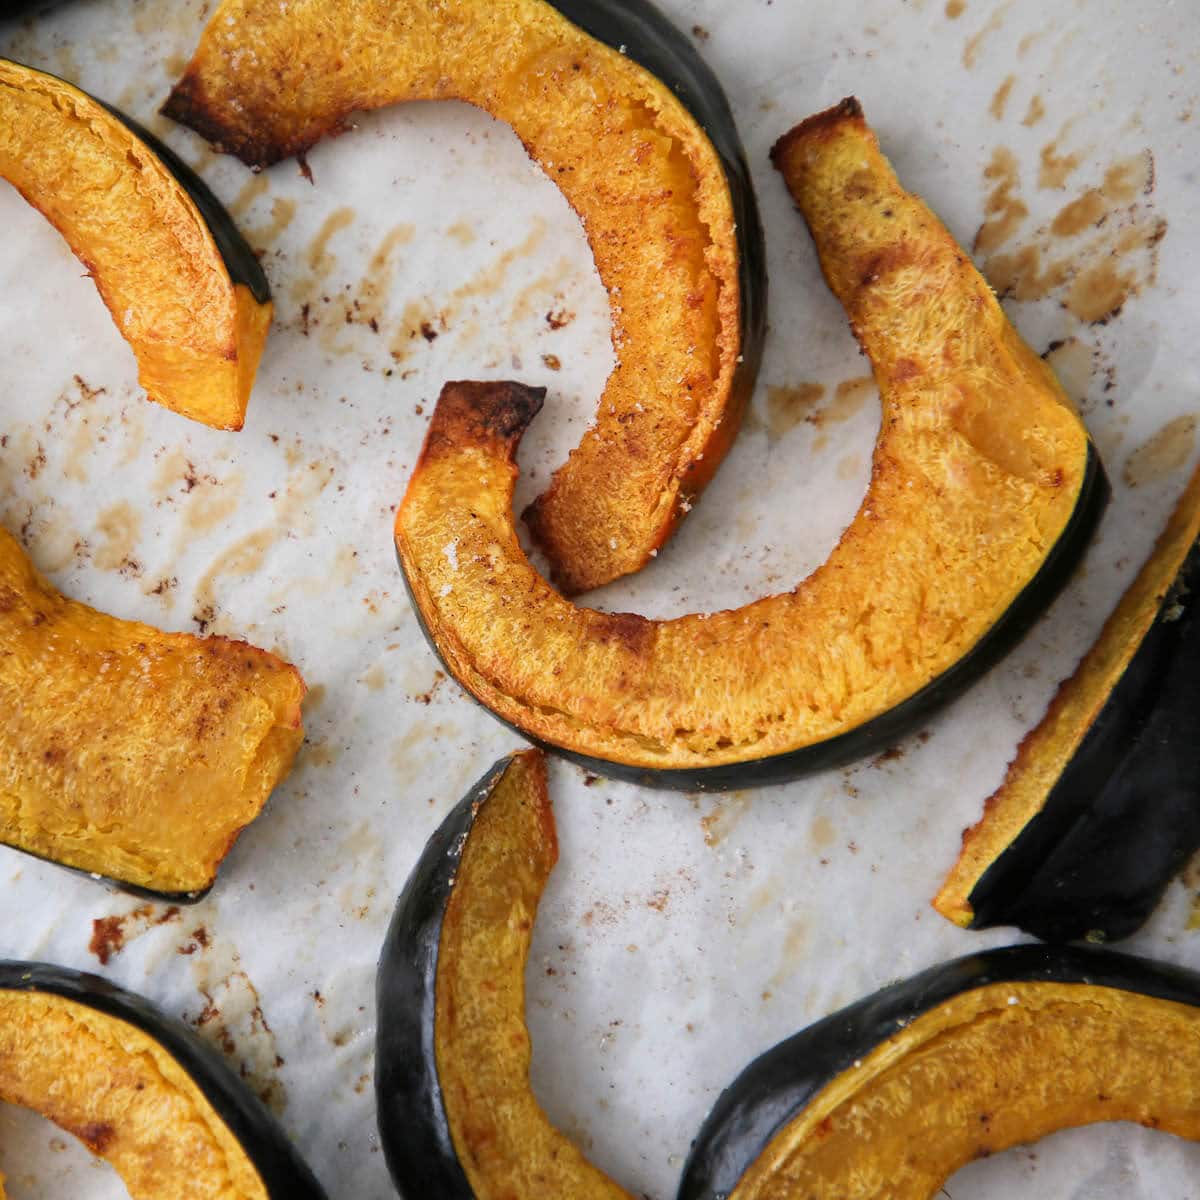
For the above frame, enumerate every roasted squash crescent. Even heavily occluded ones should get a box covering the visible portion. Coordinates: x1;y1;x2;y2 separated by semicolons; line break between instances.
935;461;1200;943
0;960;327;1199
376;749;634;1199
680;945;1200;1200
162;0;765;593
0;58;271;430
392;100;1105;788
0;525;305;898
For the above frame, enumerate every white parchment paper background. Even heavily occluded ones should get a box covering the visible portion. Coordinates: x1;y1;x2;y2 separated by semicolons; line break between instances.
1;0;1199;1196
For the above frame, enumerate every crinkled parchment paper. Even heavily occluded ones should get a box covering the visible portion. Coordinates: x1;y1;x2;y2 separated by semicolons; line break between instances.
1;0;1199;1196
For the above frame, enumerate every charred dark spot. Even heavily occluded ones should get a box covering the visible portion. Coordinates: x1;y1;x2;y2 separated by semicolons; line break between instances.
0;587;18;614
420;321;439;342
856;243;918;292
433;381;546;446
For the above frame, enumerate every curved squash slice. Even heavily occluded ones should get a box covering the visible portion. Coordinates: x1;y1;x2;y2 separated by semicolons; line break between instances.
0;961;327;1199
935;462;1200;943
0;59;271;430
162;0;765;593
679;945;1200;1200
0;525;305;899
397;101;1109;788
376;749;633;1199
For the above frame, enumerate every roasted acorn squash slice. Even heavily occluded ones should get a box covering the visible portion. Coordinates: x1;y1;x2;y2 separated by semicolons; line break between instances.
0;960;327;1199
935;462;1200;943
162;0;765;593
0;525;305;899
376;748;633;1199
393;105;1104;787
0;58;271;430
680;945;1200;1200
392;100;1105;787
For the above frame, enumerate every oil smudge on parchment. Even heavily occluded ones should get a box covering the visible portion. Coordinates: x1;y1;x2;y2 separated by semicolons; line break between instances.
1122;416;1198;488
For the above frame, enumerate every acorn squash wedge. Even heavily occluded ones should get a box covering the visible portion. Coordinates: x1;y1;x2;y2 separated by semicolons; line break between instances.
0;960;327;1199
0;58;271;430
376;748;634;1199
393;94;1106;789
0;525;305;900
679;944;1200;1200
935;462;1200;943
161;0;766;593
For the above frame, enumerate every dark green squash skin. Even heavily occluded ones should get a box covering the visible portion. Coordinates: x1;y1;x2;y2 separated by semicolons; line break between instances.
375;754;516;1199
0;960;328;1198
678;944;1200;1200
0;840;212;905
398;434;1109;792
966;539;1200;944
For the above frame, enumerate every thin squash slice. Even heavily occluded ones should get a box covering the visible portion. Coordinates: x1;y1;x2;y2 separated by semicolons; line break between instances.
0;58;271;430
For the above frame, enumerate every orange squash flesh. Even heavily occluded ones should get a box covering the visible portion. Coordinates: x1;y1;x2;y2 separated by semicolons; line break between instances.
161;0;753;593
0;989;270;1200
433;750;634;1199
725;981;1200;1199
0;526;305;897
0;58;271;431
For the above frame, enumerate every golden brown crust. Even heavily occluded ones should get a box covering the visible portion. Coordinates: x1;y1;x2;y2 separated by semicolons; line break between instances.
162;0;744;591
769;96;864;166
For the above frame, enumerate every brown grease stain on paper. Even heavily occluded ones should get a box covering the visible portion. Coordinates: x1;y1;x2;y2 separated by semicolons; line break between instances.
227;175;269;220
193;461;335;634
1038;125;1084;190
974;146;1028;254
962;2;1009;68
92;502;141;572
766;383;825;437
1123;417;1198;487
979;140;1165;323
1042;338;1093;410
245;198;296;250
989;75;1016;120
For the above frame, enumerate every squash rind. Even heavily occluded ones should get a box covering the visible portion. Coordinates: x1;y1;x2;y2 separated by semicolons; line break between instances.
0;960;327;1199
679;945;1200;1200
375;750;634;1199
936;464;1200;941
